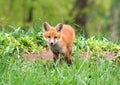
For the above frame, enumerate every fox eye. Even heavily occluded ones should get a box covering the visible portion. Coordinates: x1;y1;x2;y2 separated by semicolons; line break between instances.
54;36;57;39
47;36;51;38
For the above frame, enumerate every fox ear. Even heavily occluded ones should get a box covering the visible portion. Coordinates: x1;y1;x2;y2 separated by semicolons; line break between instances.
43;22;51;31
56;23;63;32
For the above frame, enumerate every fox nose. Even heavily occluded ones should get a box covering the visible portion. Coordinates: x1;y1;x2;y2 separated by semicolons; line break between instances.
50;42;53;45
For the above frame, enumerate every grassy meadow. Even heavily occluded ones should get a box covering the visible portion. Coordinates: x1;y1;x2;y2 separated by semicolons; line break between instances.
0;25;120;85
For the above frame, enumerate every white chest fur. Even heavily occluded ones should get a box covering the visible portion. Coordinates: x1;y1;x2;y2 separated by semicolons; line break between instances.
49;43;60;53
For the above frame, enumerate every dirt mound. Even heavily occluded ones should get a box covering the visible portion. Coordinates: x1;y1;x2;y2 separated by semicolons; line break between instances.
23;50;53;62
22;50;117;62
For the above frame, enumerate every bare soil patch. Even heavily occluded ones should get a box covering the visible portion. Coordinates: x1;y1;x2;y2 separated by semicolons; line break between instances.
23;50;53;62
22;50;118;62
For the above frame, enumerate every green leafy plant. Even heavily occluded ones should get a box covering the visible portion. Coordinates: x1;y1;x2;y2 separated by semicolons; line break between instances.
0;26;120;85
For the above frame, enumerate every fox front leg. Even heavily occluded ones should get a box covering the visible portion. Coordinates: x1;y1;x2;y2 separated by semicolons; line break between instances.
61;47;72;65
68;45;73;55
53;52;59;63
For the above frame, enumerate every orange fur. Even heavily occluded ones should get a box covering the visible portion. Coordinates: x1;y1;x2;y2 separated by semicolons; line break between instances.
43;22;75;65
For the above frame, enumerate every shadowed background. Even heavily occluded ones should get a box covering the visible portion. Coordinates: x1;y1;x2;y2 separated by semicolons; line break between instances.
0;0;120;41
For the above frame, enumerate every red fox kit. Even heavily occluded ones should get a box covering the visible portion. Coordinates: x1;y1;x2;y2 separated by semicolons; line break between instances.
43;22;75;65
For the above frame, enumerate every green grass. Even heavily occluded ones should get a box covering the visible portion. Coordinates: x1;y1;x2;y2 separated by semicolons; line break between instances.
1;57;120;85
0;25;120;85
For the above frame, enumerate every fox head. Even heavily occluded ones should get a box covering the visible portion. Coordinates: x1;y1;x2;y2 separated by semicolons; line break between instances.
43;22;63;46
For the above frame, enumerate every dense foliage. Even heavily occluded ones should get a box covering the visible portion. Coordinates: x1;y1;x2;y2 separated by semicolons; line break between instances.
0;26;120;84
0;0;120;84
0;0;120;38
